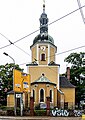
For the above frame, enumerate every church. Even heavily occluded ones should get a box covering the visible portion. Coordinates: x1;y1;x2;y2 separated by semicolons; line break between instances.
26;2;75;109
7;2;75;110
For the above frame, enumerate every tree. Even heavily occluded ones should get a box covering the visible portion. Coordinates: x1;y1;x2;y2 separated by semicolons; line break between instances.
64;52;85;107
0;63;23;106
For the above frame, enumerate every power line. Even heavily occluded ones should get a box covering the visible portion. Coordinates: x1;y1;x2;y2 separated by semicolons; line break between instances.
13;29;39;44
14;4;85;44
0;44;11;49
1;32;85;65
0;4;85;50
44;45;85;60
14;44;31;56
0;33;31;57
77;0;85;24
56;45;85;55
19;45;85;66
49;4;85;26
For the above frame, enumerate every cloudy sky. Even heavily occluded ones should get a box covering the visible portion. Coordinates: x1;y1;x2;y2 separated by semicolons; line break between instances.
0;0;85;74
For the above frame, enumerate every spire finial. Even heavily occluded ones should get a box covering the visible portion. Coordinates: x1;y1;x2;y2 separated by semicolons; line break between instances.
43;0;45;13
43;0;45;4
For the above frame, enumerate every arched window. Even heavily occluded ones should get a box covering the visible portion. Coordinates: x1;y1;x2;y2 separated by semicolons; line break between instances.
41;54;45;61
50;90;52;102
40;89;44;102
33;89;35;102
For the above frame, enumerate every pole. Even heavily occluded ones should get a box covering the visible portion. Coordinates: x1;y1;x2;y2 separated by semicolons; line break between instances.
3;52;16;116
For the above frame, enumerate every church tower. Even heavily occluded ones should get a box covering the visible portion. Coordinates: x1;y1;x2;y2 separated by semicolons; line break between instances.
27;2;60;107
30;2;57;65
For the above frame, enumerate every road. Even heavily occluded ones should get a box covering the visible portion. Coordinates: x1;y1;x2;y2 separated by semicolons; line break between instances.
0;116;82;120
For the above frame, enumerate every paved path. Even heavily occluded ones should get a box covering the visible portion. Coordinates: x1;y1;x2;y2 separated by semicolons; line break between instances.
0;116;82;120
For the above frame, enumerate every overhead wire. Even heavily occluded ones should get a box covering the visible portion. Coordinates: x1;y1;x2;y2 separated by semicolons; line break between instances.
77;0;85;24
0;4;85;50
0;33;31;57
1;31;85;65
49;4;85;26
0;4;85;68
19;45;85;66
13;44;31;56
14;4;85;44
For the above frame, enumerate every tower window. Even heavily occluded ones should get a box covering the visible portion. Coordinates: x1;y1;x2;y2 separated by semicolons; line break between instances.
41;53;45;61
40;89;44;102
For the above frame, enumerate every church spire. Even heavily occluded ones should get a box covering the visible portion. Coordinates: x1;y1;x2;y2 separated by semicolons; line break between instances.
39;0;48;34
43;0;45;13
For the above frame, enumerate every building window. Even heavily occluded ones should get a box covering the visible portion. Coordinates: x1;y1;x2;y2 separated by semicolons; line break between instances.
40;89;44;102
50;90;52;102
41;54;45;61
33;89;35;102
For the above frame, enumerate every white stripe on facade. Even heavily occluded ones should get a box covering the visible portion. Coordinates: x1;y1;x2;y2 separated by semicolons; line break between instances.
57;66;60;90
37;44;39;64
48;44;50;64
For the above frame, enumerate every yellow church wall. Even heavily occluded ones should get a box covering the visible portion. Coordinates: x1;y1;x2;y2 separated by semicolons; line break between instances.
39;45;48;65
57;90;64;108
29;66;58;84
31;46;37;62
50;46;55;62
60;88;75;108
31;83;57;107
53;86;57;107
7;94;14;107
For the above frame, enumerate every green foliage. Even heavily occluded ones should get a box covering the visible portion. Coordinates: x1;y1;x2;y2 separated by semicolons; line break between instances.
64;52;85;106
0;106;7;110
34;110;46;116
0;63;23;106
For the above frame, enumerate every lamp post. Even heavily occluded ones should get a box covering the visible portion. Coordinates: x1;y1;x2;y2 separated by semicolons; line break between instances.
3;52;15;65
3;52;16;116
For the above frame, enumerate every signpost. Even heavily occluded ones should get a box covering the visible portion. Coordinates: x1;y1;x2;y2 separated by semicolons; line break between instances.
13;69;30;116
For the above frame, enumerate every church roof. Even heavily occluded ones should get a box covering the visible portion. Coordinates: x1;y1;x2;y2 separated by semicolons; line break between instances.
33;34;54;45
60;76;75;88
30;1;56;48
35;75;51;82
31;75;56;86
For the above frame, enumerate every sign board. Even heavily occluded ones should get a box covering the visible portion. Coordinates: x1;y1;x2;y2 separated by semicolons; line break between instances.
23;82;29;89
13;69;30;92
16;94;21;98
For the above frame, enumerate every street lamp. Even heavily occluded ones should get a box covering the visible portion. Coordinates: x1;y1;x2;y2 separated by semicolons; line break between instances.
3;52;16;116
3;52;15;65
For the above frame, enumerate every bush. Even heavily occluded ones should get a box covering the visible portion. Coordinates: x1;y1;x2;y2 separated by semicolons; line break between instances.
0;106;7;110
23;108;30;116
7;109;14;116
34;110;46;116
6;107;14;116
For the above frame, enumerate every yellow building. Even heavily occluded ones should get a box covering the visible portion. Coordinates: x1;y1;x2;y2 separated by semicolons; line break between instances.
26;3;75;109
7;3;75;110
7;70;30;109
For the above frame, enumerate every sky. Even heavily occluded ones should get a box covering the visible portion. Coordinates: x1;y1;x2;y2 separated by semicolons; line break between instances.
0;0;85;74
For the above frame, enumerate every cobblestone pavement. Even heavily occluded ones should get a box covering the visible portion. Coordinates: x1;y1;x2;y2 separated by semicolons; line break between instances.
0;116;82;120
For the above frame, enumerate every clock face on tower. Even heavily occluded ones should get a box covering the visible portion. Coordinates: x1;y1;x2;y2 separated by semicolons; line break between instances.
40;46;46;51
